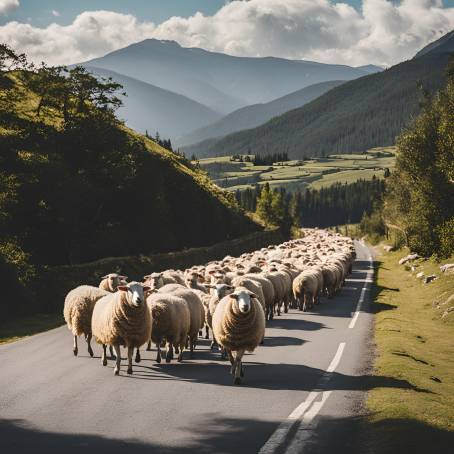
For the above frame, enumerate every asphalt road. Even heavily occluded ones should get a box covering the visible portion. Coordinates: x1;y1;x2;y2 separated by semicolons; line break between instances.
1;241;386;454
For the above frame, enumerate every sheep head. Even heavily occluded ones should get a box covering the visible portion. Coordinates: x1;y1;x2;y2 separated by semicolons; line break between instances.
117;282;150;307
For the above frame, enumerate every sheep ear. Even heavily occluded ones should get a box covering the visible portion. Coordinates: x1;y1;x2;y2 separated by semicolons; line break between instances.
204;284;215;289
143;275;150;280
117;286;128;292
142;286;151;292
101;275;109;279
226;285;234;290
120;275;128;280
247;292;258;299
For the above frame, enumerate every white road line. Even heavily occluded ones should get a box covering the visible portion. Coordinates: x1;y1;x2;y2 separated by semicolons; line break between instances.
258;343;346;454
349;251;373;329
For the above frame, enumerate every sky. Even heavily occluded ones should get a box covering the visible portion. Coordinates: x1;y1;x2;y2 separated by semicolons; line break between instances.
0;0;454;67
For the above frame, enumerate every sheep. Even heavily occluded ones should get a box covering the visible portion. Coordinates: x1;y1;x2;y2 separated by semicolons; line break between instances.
91;282;151;375
243;274;275;321
263;271;286;316
231;276;266;313
292;270;321;312
158;284;205;356
185;271;209;294
99;273;127;292
204;283;234;348
212;287;265;384
63;285;109;357
143;271;185;290
147;292;191;363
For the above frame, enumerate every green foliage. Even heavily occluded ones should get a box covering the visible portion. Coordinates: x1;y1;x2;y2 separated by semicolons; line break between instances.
383;58;454;257
239;178;385;230
359;210;386;245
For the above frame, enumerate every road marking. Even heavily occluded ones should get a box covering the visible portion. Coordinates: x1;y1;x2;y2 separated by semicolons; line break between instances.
349;251;373;329
258;343;346;454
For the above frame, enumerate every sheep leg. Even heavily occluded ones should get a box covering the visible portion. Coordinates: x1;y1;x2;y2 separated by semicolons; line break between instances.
135;348;141;363
190;336;195;357
205;325;209;339
228;350;235;374
102;344;107;366
234;350;245;384
220;346;227;360
198;330;203;337
156;341;162;363
86;334;94;357
127;347;133;375
165;343;174;363
177;340;184;362
113;344;121;375
146;340;152;351
109;345;115;359
73;335;78;356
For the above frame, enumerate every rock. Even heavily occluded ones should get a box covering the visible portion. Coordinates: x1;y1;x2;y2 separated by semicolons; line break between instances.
416;271;425;279
424;274;438;284
440;264;454;274
384;245;394;252
399;253;420;265
430;376;442;383
442;307;454;319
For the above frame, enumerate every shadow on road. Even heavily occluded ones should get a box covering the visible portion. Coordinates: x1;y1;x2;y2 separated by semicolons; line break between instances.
2;412;452;454
123;357;430;394
0;416;276;454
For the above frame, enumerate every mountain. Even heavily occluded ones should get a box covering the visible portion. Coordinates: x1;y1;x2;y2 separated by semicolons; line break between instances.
84;66;221;139
83;39;374;114
183;51;451;159
356;64;384;74
177;80;345;147
415;29;454;58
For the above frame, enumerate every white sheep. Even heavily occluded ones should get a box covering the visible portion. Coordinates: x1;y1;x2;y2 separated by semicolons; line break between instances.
63;285;109;357
212;288;265;384
147;292;191;363
91;282;151;375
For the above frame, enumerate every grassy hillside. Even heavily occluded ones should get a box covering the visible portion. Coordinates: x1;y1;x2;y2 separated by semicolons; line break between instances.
184;52;451;159
364;247;454;453
177;80;345;147
198;147;395;192
84;66;221;139
0;63;260;319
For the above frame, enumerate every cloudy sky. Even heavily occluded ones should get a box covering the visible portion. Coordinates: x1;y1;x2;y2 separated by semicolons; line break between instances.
0;0;453;67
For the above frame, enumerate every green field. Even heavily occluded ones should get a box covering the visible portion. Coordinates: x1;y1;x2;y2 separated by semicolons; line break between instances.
363;247;454;452
197;147;396;192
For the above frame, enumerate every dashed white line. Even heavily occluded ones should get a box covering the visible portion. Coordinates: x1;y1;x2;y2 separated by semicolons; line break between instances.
258;343;346;454
349;251;373;329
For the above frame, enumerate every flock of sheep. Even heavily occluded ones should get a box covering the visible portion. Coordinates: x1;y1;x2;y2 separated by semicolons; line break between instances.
64;228;355;384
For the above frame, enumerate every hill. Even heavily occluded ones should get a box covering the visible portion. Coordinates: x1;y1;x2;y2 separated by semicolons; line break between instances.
0;58;259;283
84;66;221;139
83;39;374;115
177;80;344;147
415;29;454;58
183;51;451;159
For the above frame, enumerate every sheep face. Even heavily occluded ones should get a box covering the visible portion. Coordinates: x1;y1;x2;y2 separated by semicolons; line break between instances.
118;282;150;307
215;284;233;300
232;290;257;314
102;273;128;291
144;273;164;289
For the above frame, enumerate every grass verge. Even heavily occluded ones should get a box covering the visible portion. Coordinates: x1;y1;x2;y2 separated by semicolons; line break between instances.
363;247;454;453
0;313;64;345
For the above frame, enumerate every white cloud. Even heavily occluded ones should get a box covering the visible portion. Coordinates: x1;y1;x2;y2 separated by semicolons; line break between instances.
0;1;453;67
0;10;156;65
0;0;19;15
51;10;60;17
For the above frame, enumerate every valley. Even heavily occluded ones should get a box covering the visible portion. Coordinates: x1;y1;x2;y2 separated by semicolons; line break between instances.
198;147;396;192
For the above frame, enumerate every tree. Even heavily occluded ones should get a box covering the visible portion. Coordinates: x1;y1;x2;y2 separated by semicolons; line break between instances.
256;183;273;225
